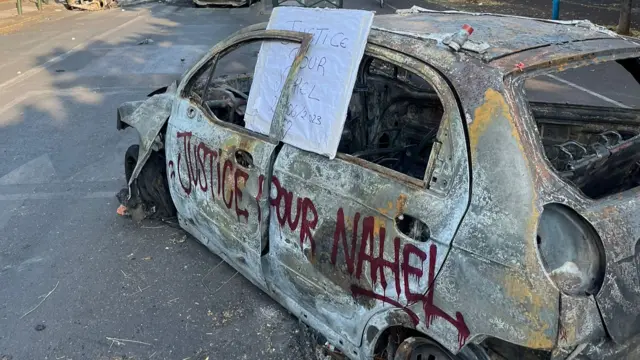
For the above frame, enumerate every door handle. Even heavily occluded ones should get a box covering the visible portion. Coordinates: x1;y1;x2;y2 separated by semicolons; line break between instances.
235;149;254;168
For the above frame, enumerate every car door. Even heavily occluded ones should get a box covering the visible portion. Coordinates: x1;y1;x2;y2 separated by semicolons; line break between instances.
165;29;310;288
261;45;471;349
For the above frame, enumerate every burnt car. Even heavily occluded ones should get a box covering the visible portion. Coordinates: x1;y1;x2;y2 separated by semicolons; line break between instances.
115;9;640;360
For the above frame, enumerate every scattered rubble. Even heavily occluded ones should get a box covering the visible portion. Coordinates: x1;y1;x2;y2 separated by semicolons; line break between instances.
65;0;117;11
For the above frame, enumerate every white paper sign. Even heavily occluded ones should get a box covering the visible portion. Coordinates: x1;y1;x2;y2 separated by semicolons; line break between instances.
244;7;374;159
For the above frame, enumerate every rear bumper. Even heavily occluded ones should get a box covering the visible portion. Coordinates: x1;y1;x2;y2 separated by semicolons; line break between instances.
552;335;640;360
581;335;640;360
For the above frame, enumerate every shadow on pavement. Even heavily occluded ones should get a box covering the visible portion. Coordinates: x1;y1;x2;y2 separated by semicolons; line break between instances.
0;3;325;360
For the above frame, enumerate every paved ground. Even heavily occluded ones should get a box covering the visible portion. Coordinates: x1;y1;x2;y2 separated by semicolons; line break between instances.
0;1;639;360
0;4;324;360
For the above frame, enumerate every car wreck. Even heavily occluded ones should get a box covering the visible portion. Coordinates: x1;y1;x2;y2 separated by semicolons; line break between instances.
115;8;640;360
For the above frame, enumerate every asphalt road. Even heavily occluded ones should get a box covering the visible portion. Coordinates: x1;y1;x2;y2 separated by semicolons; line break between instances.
0;4;322;360
0;2;639;360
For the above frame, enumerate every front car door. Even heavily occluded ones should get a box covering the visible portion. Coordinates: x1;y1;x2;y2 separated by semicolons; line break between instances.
262;43;471;352
165;30;310;289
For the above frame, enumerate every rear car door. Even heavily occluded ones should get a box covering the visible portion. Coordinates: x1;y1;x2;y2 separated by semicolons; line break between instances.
165;30;309;287
261;45;471;349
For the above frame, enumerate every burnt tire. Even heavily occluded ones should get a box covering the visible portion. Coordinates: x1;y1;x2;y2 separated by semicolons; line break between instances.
124;144;139;183
394;337;489;360
124;144;176;219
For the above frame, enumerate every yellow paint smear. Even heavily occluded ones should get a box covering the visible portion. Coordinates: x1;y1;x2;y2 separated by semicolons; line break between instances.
469;89;524;159
486;111;555;349
374;194;408;237
502;197;557;349
503;270;553;349
373;216;386;237
377;194;408;218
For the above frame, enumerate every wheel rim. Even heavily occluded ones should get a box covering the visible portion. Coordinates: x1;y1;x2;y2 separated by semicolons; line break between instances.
394;337;455;360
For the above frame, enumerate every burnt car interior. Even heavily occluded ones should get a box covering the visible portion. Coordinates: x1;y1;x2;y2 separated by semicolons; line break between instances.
525;57;640;199
338;57;443;180
189;45;444;182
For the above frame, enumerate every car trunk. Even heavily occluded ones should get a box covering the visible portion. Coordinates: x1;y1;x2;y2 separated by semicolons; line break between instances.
531;101;640;343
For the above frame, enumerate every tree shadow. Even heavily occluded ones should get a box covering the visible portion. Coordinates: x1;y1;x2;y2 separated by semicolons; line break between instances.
0;3;320;360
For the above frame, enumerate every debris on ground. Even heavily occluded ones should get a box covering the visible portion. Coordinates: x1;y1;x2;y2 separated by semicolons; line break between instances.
65;0;117;11
321;342;346;359
170;235;186;244
116;204;128;216
20;281;59;319
137;38;154;45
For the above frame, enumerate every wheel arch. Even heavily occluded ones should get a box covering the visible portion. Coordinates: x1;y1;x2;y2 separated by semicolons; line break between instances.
361;308;490;360
116;81;178;191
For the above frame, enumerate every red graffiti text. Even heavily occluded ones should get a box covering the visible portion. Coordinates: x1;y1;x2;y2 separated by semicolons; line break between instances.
331;209;469;349
168;131;249;222
269;176;318;257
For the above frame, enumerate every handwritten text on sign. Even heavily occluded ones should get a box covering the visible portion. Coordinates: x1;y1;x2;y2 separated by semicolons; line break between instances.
244;7;374;159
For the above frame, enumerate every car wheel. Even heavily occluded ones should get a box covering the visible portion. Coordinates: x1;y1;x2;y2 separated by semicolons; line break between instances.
394;337;489;360
124;144;139;183
123;144;176;220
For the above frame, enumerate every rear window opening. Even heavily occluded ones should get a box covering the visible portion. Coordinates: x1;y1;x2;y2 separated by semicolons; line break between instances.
523;57;640;199
338;57;444;180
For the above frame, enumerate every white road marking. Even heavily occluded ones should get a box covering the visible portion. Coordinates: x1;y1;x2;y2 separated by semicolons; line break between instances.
0;154;56;185
546;74;631;109
84;191;120;199
76;45;207;76
0;87;156;116
0;200;23;230
0;191;117;201
0;14;142;91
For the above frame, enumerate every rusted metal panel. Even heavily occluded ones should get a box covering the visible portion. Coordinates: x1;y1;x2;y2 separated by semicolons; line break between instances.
121;81;177;189
492;39;640;75
556;295;606;350
582;336;640;359
261;44;472;354
116;100;144;130
443;66;561;350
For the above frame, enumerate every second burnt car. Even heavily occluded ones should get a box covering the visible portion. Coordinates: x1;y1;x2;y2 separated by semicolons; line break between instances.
115;8;640;360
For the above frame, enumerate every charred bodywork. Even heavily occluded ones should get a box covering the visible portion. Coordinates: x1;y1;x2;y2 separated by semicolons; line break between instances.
116;10;640;360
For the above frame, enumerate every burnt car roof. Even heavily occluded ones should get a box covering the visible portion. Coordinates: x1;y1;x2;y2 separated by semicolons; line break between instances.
372;11;635;62
239;11;640;79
